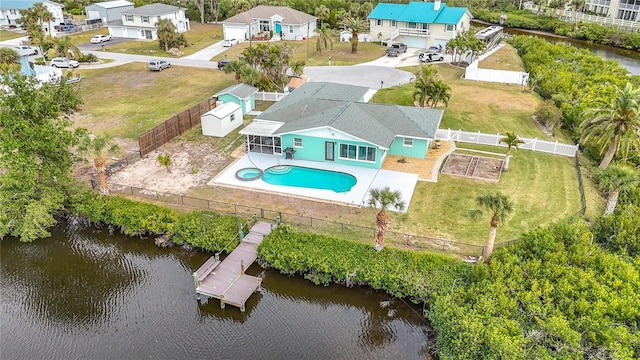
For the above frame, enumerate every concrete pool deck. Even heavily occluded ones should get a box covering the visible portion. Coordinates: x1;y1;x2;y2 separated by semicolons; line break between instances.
210;153;419;212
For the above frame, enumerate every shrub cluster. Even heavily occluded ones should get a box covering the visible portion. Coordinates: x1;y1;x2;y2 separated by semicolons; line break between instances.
257;225;472;304
67;189;242;252
429;221;640;359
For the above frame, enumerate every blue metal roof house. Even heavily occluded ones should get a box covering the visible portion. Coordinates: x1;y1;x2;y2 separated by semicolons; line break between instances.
368;0;473;49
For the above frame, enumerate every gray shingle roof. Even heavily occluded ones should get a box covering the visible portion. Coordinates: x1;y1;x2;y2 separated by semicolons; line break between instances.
256;82;443;148
123;3;181;16
223;5;316;25
262;82;369;114
214;83;258;99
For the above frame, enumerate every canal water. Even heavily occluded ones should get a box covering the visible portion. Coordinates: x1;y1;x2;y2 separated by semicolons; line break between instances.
0;224;435;359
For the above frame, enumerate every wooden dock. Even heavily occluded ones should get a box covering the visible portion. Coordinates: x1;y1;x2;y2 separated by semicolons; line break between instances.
193;222;272;311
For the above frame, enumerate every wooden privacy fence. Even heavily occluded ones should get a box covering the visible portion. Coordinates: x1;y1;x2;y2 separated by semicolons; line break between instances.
138;98;217;156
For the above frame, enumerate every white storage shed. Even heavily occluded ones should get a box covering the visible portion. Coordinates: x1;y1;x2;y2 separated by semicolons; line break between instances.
201;102;243;137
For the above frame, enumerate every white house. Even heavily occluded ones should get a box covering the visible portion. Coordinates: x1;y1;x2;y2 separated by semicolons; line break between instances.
367;0;473;49
108;3;189;40
222;5;316;41
201;102;244;138
85;0;134;24
0;0;64;32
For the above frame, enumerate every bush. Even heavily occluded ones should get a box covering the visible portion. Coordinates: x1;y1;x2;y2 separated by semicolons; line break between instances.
173;211;243;251
429;221;640;359
78;53;98;63
257;225;471;304
533;100;562;130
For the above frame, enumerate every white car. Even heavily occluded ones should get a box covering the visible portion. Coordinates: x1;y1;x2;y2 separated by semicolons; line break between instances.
14;45;38;55
222;38;238;47
90;34;112;43
50;57;80;68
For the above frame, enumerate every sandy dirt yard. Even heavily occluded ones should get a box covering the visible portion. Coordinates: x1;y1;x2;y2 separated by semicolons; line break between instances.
109;141;231;195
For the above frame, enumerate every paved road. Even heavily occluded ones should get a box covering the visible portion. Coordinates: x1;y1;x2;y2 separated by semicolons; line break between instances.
2;35;422;89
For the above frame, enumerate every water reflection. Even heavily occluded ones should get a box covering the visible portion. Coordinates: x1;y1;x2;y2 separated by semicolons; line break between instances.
1;225;435;359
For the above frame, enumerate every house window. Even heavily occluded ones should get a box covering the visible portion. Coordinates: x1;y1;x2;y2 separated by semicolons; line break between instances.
125;14;133;22
391;20;397;27
259;20;269;32
288;25;293;34
142;16;149;23
294;137;303;148
10;9;17;15
230;114;235;122
339;144;376;162
403;137;413;147
408;22;417;29
376;19;383;26
446;24;455;32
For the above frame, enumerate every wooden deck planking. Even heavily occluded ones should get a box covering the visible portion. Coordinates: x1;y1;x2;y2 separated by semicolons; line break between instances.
194;222;273;311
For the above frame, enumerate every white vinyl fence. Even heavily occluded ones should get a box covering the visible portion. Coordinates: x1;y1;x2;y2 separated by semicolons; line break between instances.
254;91;288;102
435;129;578;157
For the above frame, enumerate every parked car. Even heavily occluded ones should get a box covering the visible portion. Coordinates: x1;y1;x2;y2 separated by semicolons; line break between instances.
428;45;442;53
418;51;444;63
90;34;112;43
14;45;38;55
386;43;407;57
50;57;79;68
217;59;230;69
148;59;171;71
222;38;238;47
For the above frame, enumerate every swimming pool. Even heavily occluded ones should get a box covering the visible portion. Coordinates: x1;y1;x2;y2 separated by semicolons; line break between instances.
262;165;357;193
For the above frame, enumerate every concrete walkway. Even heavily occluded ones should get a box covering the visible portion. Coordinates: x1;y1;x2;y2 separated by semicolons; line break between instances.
182;40;226;61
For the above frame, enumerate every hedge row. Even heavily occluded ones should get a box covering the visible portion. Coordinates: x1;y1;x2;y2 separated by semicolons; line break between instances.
256;225;472;304
67;188;243;252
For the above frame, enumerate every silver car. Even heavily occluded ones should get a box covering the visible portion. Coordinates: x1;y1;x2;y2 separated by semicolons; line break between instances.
50;57;79;68
148;59;171;71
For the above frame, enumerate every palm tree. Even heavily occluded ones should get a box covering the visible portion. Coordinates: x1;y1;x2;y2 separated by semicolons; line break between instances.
340;17;367;54
315;5;330;27
289;60;305;77
471;192;514;263
570;0;586;24
0;47;21;74
596;165;640;216
413;65;437;107
427;80;451;109
223;60;247;83
368;187;406;251
77;132;121;195
316;23;333;55
51;36;82;60
501;132;525;154
156;19;177;52
157;153;172;173
580;82;640;170
33;2;55;37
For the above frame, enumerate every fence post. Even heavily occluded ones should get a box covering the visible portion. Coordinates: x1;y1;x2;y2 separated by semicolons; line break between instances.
207;200;210;209
496;132;500;145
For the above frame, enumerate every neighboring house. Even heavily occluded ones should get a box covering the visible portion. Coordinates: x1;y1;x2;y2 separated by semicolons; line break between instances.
367;0;473;49
584;0;640;21
85;0;134;24
0;47;62;83
240;82;443;169
213;83;258;115
108;3;190;40
201;102;244;138
222;5;316;41
0;0;64;31
339;30;372;43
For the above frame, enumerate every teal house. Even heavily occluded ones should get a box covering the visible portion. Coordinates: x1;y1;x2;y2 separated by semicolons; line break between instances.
213;83;258;115
240;82;442;169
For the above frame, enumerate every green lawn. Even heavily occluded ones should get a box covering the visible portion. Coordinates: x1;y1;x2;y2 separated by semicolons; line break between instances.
395;147;590;245
99;22;223;57
212;34;385;66
74;63;235;138
0;30;24;41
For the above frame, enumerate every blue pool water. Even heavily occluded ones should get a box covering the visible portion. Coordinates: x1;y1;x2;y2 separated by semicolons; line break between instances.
262;165;357;192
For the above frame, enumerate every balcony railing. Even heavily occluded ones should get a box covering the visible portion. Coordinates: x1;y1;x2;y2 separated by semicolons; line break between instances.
399;28;431;37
